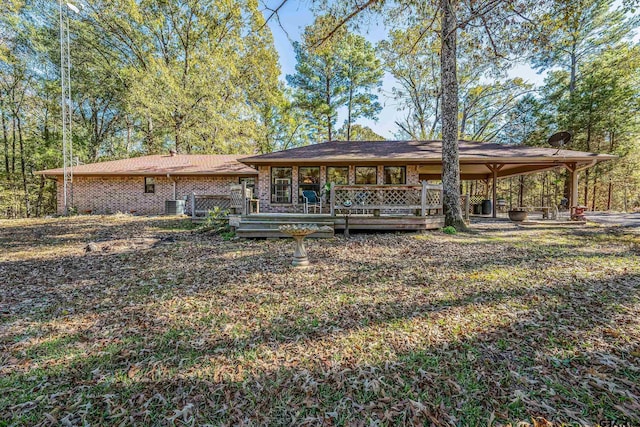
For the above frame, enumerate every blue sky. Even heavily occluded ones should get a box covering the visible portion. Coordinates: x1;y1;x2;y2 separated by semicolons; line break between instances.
265;3;547;139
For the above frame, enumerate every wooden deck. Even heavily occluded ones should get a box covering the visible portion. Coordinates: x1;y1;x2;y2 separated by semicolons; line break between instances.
231;213;445;238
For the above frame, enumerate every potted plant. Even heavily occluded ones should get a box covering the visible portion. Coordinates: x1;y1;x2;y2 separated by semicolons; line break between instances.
508;208;528;222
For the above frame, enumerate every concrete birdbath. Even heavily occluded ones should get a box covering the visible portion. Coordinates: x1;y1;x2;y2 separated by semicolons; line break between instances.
279;224;326;267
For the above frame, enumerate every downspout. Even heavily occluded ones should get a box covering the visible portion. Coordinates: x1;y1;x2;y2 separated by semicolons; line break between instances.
167;173;177;200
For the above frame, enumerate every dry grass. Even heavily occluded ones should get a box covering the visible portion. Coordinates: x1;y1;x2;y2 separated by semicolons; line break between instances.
1;215;639;426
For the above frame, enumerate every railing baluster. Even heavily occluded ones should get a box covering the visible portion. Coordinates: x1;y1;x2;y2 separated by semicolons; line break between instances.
330;183;335;216
191;192;196;220
420;181;426;216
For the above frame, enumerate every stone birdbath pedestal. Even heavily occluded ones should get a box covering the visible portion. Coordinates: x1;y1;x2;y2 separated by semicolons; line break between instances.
278;224;321;267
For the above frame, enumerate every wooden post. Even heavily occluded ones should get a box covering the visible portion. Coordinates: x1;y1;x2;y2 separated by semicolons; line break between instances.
492;165;498;218
191;192;196;220
463;194;470;221
421;180;427;217
329;183;335;216
439;186;444;215
572;168;578;208
565;163;578;208
486;164;503;218
241;181;247;215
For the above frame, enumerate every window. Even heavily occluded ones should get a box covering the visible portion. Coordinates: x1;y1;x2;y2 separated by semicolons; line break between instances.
239;177;255;196
355;166;377;185
298;166;320;203
384;166;406;184
271;167;292;203
326;166;349;185
144;177;155;193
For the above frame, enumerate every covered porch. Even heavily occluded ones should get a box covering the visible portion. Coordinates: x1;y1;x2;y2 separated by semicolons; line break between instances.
229;182;445;237
420;158;609;219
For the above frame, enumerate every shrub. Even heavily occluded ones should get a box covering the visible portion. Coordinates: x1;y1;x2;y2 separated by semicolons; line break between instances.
199;207;231;234
442;225;457;235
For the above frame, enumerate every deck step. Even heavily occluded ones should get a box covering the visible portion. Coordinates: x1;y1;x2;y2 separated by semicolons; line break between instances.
235;228;334;239
238;220;334;230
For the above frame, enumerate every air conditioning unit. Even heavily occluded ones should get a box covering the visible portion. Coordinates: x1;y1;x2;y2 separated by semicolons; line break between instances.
165;199;185;215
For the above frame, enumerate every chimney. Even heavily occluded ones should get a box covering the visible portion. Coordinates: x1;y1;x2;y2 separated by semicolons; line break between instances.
169;149;177;157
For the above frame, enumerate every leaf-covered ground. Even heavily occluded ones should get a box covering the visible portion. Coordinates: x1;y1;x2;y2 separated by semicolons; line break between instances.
1;215;639;426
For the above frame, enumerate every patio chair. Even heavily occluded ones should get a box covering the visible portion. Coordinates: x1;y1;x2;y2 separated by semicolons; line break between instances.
302;190;322;214
355;192;368;214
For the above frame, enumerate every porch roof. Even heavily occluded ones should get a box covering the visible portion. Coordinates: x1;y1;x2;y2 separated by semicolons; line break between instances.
240;140;615;179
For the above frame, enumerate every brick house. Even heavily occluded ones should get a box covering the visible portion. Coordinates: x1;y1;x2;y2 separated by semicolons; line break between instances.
37;153;257;215
37;140;613;219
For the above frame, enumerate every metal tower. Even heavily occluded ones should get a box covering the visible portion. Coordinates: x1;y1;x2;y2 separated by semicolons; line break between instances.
59;1;78;215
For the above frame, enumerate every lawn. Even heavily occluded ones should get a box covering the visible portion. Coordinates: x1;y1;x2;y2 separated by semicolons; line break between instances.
1;215;639;426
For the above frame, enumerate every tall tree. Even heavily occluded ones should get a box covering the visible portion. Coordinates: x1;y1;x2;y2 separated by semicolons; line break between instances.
378;27;439;140
341;33;383;141
84;0;283;154
287;15;383;142
529;0;637;94
287;16;348;142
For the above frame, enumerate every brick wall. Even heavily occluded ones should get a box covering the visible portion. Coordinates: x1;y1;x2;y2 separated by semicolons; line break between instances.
256;166;305;213
56;175;253;215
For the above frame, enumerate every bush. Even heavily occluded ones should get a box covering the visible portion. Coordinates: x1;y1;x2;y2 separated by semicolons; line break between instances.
199;207;231;234
442;225;457;235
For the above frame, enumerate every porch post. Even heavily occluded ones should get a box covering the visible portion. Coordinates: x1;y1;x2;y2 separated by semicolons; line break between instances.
565;163;578;208
492;165;498;218
191;192;196;220
421;180;427;217
463;194;470;221
329;183;335;216
241;181;247;215
571;168;578;208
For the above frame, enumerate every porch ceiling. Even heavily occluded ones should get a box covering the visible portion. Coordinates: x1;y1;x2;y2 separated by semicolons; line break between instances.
417;160;598;180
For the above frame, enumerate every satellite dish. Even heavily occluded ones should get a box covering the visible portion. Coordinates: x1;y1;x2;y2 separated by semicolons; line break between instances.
548;131;572;154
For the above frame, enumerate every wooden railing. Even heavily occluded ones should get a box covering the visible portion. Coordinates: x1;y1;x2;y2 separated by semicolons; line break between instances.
190;194;231;218
191;183;256;219
329;182;443;216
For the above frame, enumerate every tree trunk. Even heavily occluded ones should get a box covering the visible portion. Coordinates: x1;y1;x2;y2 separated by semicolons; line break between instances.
35;174;45;217
1;107;8;176
326;76;332;141
439;0;466;229
175;127;180;154
17;115;30;217
518;175;524;207
12;115;16;175
583;121;592;208
569;48;577;94
606;130;615;211
591;167;597;211
347;86;353;141
459;106;467;137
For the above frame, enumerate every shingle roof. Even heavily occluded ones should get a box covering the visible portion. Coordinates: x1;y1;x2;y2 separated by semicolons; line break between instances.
35;154;258;176
239;140;616;164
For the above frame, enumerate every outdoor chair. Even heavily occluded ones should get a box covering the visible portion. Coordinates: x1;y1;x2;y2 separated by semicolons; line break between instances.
302;190;322;214
355;192;368;214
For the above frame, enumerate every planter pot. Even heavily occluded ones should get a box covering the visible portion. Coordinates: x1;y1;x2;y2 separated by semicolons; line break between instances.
508;210;528;222
481;199;492;215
